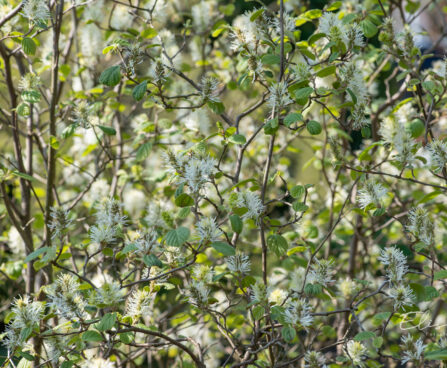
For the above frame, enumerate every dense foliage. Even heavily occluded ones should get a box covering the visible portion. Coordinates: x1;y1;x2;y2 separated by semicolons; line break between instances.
1;0;447;367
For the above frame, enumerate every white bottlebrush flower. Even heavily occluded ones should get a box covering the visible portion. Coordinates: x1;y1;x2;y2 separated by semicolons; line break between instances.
191;1;214;32
268;288;287;305
191;265;214;283
96;281;124;306
133;229;160;255
346;340;367;366
71;100;94;128
284;299;314;328
196;217;222;243
293;61;312;81
339;61;368;105
351;102;368;130
401;335;426;364
10;295;43;329
250;280;272;304
272;12;296;34
236;191;265;220
145;202;168;228
427;140;447;172
110;4;134;29
346;24;365;48
18;73;41;91
357;179;388;209
199;76;220;102
90;223;116;245
81;358;114;368
44;335;70;362
378;246;408;283
80;23;103;60
47;274;87;321
95;197;127;228
393;128;417;166
22;0;50;22
231;9;266;52
225;253;251;274
304;350;328;368
308;259;335;287
186;280;210;307
407;206;434;246
319;12;348;47
183;108;211;135
123;188;146;217
48;207;73;240
8;226;26;255
149;59;168;84
338;278;359;299
433;58;447;79
181;155;217;193
290;267;306;291
389;284;415;310
126;289;154;319
3;328;21;352
267;81;293;113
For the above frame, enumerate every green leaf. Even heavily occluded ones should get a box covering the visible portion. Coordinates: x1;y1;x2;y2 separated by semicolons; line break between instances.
17;358;32;368
16;102;30;117
281;325;296;343
252;305;264;320
207;100;225;114
96;313;116;331
373;336;383;349
61;362;73;368
250;8;264;21
121;243;138;254
261;54;280;65
98;125;116;136
267;234;288;257
211;242;235;256
132;81;147;101
284;112;303;127
304;283;322;295
164;227;190;247
434;270;447;280
361;19;378;38
82;330;103;342
290;185;305;199
22;38;36;55
11;170;36;182
143;254;163;267
424;286;439;301
136;142;152;161
294;87;313;100
175;193;194;207
264;118;279;135
408;118;425;138
141;27;158;39
119;332;134;344
425;349;447;360
316;65;336;78
21;90;41;103
230;214;243;234
99;65;121;87
20;326;33;341
228;134;246;145
354;331;376;341
326;1;342;11
306;120;322;135
24;247;49;263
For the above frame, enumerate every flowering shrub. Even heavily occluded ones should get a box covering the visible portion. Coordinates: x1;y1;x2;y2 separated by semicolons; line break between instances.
1;0;447;367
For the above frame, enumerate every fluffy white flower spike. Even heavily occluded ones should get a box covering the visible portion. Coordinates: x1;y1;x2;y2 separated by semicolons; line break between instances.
357;179;388;209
